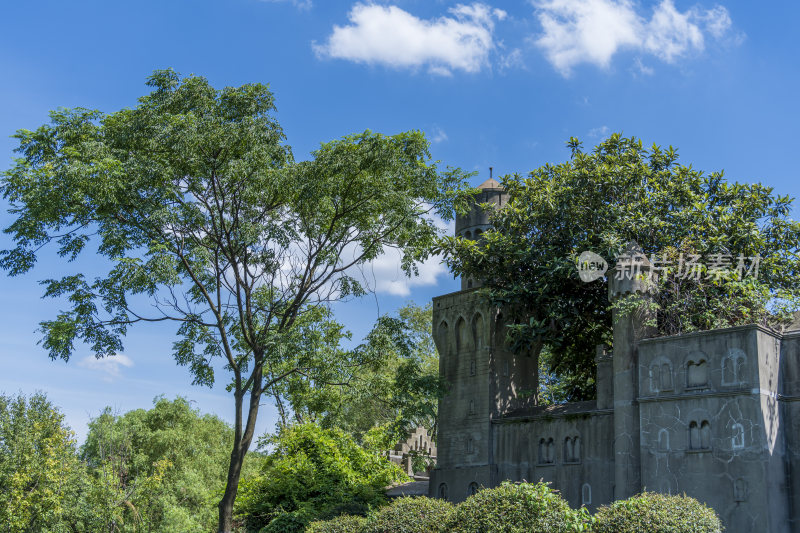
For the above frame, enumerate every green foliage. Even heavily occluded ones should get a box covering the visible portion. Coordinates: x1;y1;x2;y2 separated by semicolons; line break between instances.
362;496;455;533
276;302;444;444
236;423;407;531
441;134;800;401
0;392;87;532
81;396;236;532
451;482;591;533
592;492;723;533
306;514;367;533
1;69;470;527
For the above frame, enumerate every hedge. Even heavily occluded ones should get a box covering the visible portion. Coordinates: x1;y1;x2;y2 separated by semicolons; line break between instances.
451;482;590;533
306;514;367;533
592;492;723;533
361;496;456;533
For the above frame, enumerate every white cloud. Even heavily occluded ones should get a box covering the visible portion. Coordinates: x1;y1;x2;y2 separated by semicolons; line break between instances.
588;125;610;138
429;126;448;143
355;212;454;297
78;354;134;382
499;48;525;71
362;248;449;297
261;0;312;10
314;3;504;75
531;0;736;76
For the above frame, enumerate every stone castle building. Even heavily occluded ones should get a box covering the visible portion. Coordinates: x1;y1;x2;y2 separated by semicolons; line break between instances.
429;178;800;533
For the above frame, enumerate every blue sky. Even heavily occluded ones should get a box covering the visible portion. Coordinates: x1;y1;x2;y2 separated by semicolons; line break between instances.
0;0;797;443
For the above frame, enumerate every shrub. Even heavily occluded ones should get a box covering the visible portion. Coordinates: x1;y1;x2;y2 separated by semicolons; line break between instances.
451;481;589;533
362;496;456;533
258;511;307;533
236;423;406;531
592;492;723;533
306;514;367;533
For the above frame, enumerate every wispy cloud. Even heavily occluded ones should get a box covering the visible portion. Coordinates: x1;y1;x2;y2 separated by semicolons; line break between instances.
588;125;610;138
429;126;448;143
78;354;134;382
314;3;507;76
260;0;312;11
531;0;737;76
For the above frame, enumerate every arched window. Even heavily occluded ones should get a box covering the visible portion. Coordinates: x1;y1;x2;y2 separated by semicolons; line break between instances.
538;438;546;464
438;483;448;499
650;364;662;392
564;436;581;463
689;421;700;449
687;359;708;388
469;399;475;415
723;357;735;384
470;359;476;376
660;363;673;390
732;423;744;449
723;349;748;385
700;421;711;449
546;438;555;463
467;437;474;454
456;317;470;352
658;428;670;452
581;483;592;506
472;314;484;348
464;230;472;240
468;482;479;497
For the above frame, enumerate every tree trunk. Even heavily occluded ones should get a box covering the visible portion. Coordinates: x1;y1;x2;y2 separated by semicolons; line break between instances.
217;371;263;533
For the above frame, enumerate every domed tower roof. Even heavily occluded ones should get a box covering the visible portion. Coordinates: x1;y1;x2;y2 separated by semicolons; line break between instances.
477;177;502;190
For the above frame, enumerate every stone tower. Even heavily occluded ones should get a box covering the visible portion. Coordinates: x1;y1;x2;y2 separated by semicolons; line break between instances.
429;177;538;502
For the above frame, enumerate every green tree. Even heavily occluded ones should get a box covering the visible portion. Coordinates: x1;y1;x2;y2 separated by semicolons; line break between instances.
0;392;85;531
235;423;406;532
273;302;443;442
81;396;237;532
441;134;800;400
1;70;468;531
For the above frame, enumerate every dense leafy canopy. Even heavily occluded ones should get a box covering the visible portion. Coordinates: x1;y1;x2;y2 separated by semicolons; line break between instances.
235;423;406;532
0;393;84;531
81;396;237;531
1;69;469;529
441;134;800;400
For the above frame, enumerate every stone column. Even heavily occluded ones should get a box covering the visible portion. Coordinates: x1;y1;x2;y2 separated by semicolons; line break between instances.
609;247;656;500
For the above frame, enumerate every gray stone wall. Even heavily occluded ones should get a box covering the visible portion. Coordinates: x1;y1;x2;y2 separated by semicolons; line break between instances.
638;325;791;533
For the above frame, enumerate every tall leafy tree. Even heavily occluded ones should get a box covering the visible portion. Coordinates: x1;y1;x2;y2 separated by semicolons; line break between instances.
441;134;800;400
81;396;237;532
273;302;443;441
0;392;85;531
1;70;468;531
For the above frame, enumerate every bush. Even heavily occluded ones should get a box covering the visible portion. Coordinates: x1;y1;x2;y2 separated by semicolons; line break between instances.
362;496;456;533
592;492;723;533
307;514;367;533
236;423;406;531
451;481;589;533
